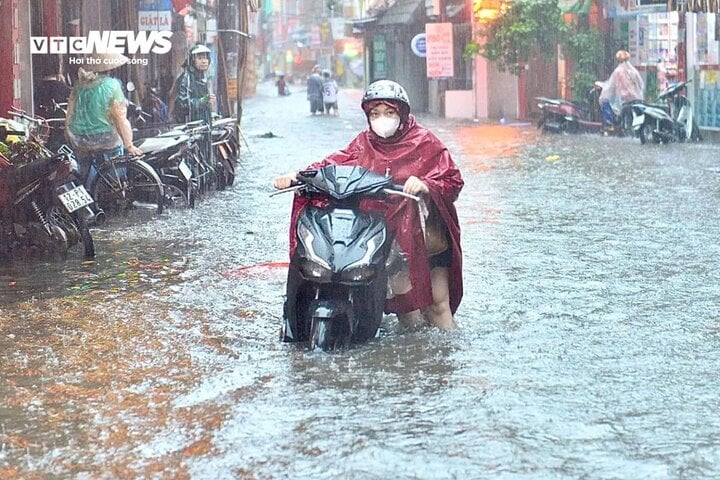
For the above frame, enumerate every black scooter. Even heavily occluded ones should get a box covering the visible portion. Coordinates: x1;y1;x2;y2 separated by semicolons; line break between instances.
273;165;417;351
0;136;99;258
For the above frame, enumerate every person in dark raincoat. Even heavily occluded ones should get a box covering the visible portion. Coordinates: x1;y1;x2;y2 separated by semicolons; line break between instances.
172;43;215;124
274;80;464;330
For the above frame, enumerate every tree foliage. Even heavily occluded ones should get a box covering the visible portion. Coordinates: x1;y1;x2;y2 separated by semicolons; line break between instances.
465;0;612;102
468;0;566;74
562;26;608;101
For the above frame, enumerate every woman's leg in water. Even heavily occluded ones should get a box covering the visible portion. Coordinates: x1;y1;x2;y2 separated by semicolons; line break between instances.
398;309;426;329
398;267;456;331
423;267;456;330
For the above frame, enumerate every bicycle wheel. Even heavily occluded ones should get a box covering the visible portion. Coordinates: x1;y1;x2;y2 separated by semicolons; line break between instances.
92;158;164;221
163;180;193;210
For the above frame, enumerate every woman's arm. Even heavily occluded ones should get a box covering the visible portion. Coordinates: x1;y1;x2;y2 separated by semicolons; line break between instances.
108;100;143;156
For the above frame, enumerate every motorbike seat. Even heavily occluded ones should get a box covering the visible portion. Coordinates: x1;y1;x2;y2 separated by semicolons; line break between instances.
212;118;236;128
135;135;188;154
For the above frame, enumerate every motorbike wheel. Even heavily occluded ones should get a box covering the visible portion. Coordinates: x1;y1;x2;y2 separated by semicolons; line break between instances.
310;318;332;351
639;122;655;145
618;110;633;137
48;206;81;245
162;181;193;210
691;122;703;142
310;317;350;351
78;219;95;258
49;224;70;257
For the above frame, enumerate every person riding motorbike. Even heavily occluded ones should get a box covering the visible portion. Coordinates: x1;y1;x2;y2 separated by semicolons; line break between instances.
273;80;464;330
598;50;644;133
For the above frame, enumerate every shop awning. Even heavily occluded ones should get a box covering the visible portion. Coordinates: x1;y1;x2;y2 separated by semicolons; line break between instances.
670;0;720;12
377;0;425;26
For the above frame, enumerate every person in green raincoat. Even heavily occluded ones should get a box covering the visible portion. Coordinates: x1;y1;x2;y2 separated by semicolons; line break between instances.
65;52;143;184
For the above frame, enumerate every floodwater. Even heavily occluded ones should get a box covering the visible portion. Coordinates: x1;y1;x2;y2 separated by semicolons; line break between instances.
1;81;720;479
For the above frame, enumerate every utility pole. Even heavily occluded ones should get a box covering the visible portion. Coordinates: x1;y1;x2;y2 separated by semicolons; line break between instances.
216;0;251;123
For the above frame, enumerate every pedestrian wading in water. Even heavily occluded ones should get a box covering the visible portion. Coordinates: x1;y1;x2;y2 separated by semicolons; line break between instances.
274;80;464;330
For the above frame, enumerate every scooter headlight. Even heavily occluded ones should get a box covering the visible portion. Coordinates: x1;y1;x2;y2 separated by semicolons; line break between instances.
297;222;331;270
340;265;375;282
299;258;332;281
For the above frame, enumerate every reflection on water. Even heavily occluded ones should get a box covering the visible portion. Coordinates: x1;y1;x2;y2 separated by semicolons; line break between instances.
0;232;192;306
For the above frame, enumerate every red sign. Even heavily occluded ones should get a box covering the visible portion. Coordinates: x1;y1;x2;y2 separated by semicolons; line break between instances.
425;23;454;78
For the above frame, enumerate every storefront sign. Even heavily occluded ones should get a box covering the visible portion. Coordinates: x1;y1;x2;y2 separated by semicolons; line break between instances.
425;23;453;78
373;35;387;80
138;0;173;31
330;17;345;40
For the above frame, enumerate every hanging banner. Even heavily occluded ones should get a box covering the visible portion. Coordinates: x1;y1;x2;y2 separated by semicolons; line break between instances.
425;23;453;78
330;17;345;40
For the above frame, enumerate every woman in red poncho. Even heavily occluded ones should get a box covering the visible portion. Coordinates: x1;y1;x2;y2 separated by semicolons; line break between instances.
273;80;463;330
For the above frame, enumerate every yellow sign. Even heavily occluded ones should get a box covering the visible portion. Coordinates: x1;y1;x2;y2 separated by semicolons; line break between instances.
226;78;237;99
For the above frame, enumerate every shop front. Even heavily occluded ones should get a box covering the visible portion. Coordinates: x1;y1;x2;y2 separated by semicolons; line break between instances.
685;13;720;130
606;0;679;100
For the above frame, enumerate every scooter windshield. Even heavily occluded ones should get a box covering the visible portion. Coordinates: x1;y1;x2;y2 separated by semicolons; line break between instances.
301;165;392;200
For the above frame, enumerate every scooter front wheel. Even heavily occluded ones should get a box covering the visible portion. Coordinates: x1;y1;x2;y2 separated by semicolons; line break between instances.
310;318;332;351
310;316;350;351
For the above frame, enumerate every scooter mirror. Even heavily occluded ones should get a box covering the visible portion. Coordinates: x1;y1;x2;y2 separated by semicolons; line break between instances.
127;81;136;92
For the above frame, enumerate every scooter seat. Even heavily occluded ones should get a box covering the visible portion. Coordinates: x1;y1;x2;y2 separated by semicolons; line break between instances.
135;135;188;154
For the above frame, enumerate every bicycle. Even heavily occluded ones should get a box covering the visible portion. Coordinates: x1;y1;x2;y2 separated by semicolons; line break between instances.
84;152;165;221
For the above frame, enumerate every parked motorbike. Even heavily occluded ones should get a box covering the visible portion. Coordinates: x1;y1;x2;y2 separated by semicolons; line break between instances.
273;165;418;351
210;116;239;189
535;96;593;134
2;107;103;255
0;127;100;258
135;127;201;209
536;82;636;137
632;80;702;144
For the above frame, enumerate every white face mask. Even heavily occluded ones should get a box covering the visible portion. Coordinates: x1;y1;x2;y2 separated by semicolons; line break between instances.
370;117;400;138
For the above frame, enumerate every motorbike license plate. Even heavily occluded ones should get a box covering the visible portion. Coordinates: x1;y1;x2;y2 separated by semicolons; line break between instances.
179;159;193;181
58;185;94;213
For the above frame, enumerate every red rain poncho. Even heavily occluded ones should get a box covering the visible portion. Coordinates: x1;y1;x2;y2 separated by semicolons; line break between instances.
287;115;464;314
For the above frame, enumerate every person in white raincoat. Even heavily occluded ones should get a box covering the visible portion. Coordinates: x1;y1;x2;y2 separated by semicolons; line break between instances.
598;50;644;132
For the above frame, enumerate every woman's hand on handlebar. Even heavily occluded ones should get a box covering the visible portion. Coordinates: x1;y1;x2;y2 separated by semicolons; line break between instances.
403;176;429;196
273;172;297;190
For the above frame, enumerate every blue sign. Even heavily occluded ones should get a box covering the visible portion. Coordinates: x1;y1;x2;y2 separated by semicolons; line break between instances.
138;0;172;11
411;33;426;58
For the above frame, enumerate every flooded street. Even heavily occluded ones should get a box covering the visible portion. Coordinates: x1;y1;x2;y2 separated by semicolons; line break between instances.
2;82;720;479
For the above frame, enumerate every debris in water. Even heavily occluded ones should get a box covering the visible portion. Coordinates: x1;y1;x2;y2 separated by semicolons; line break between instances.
256;131;279;138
